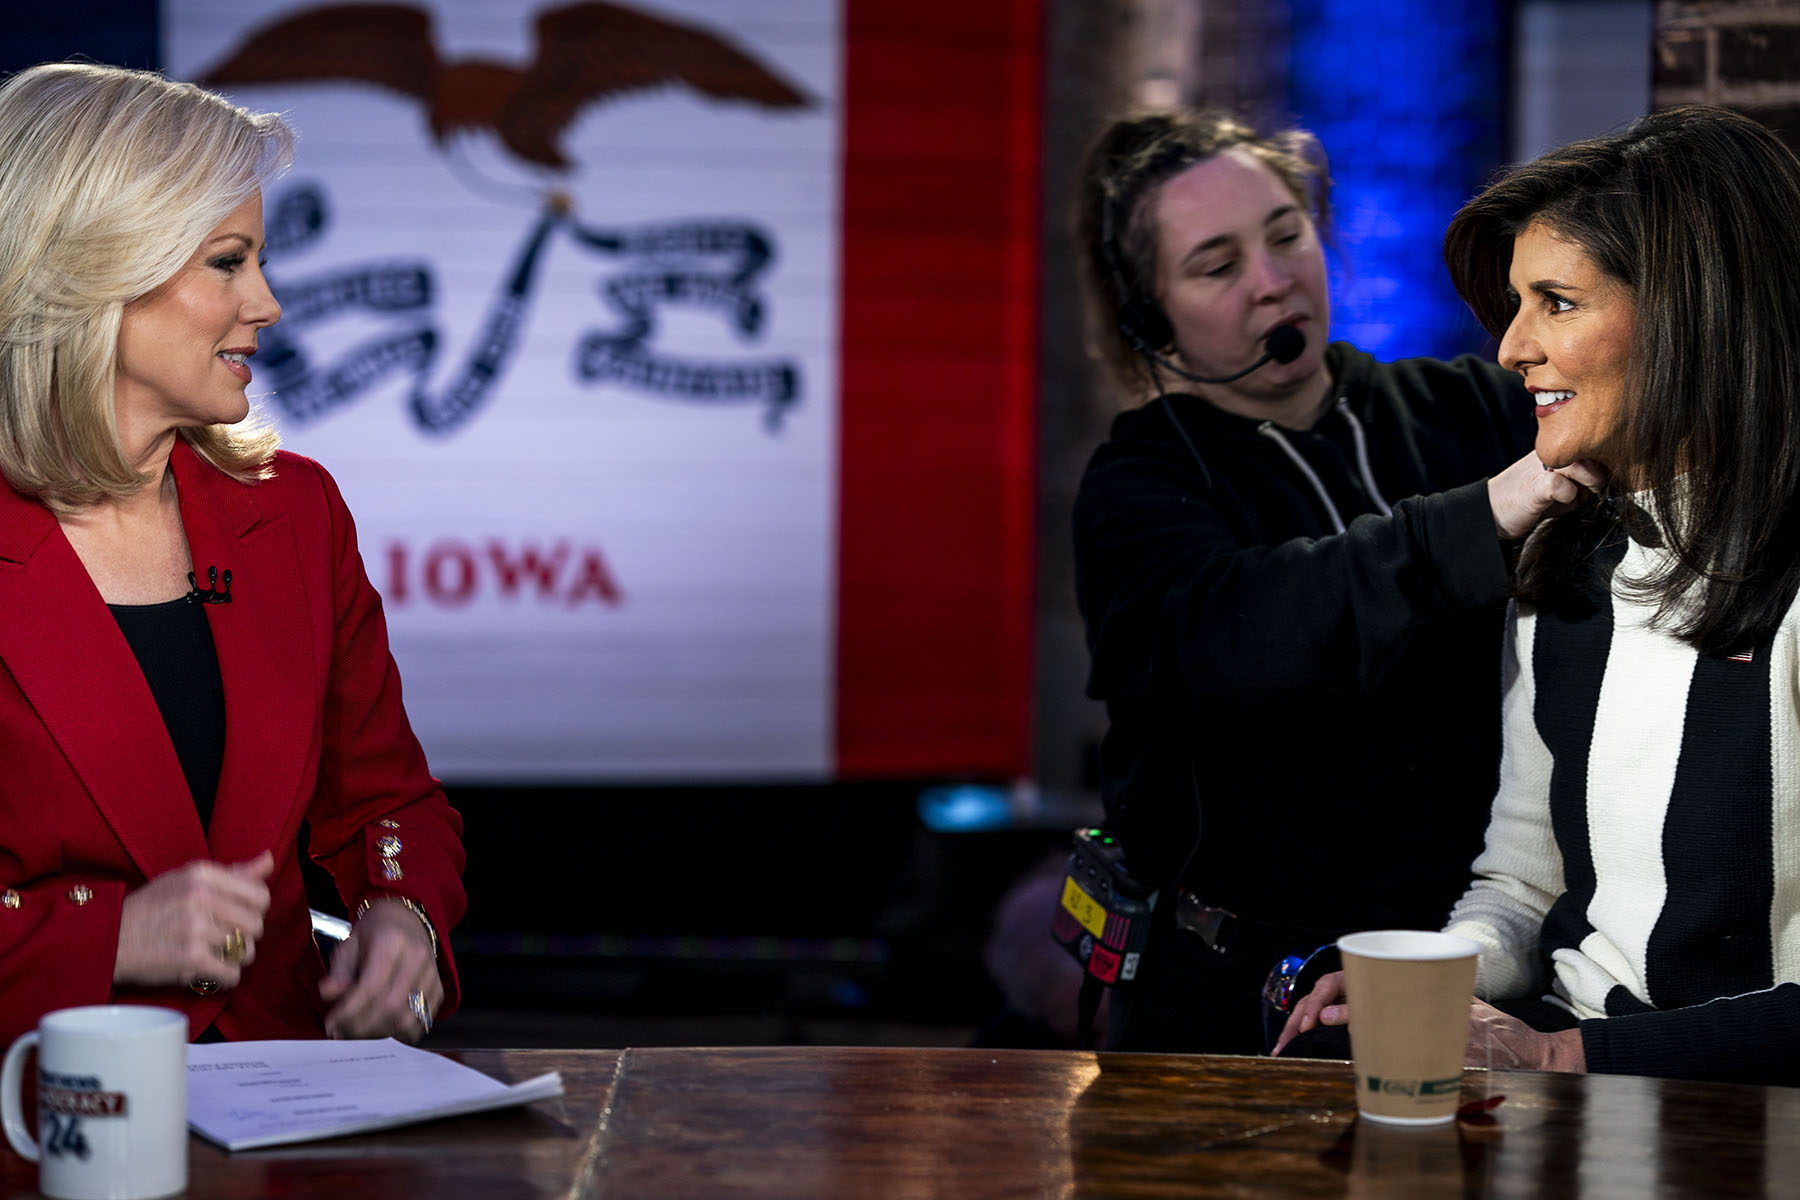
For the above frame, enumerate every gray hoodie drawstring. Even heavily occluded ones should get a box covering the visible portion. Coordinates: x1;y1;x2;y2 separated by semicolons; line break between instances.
1335;398;1393;516
1256;420;1347;533
1255;398;1393;533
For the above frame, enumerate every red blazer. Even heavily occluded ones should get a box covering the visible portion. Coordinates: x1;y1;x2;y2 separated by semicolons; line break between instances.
0;440;465;1044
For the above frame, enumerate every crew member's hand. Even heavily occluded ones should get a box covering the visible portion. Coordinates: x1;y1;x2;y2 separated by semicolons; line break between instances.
113;852;274;989
1466;999;1586;1071
1270;968;1348;1056
1487;451;1610;541
320;899;442;1041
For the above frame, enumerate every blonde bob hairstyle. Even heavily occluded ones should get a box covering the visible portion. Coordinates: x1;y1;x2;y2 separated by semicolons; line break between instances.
0;62;294;510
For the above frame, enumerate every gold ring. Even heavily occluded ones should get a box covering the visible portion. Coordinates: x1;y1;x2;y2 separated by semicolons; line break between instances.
219;927;247;966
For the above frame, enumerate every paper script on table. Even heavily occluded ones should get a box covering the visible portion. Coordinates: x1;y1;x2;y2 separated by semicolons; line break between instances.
186;1038;563;1151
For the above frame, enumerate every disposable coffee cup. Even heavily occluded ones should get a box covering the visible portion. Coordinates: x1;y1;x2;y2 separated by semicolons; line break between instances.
2;1005;188;1200
1338;930;1480;1126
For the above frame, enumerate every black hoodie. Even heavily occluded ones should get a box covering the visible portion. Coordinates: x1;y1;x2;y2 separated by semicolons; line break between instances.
1074;341;1537;932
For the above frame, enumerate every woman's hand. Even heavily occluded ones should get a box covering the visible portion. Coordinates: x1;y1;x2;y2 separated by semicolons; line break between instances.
1488;452;1610;540
113;852;274;989
320;899;442;1041
1270;969;1348;1056
1273;981;1588;1075
1466;999;1586;1071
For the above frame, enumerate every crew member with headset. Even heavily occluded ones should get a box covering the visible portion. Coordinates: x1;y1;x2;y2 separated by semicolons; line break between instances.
1070;107;1605;1054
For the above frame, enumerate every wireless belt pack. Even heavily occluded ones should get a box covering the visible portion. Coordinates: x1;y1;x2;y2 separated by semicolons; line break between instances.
1052;827;1156;985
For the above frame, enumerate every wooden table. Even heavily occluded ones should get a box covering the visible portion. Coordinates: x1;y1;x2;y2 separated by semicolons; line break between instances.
5;1047;1796;1197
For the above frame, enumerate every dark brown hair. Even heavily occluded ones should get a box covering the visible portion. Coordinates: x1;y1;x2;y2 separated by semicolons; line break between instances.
1445;105;1800;655
1076;108;1331;392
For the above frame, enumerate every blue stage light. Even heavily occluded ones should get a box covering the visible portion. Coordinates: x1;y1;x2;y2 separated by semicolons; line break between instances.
917;784;1014;833
1288;0;1508;360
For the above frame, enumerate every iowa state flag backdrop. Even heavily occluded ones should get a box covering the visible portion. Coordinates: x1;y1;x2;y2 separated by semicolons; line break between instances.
165;0;1038;781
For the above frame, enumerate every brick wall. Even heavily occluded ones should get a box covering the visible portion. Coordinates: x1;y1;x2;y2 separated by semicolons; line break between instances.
1656;1;1800;145
1188;0;1290;124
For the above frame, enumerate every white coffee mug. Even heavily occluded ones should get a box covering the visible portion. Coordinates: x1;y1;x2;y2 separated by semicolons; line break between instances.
2;1006;187;1200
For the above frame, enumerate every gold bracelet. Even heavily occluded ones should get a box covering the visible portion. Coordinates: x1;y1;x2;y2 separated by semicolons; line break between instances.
354;895;439;963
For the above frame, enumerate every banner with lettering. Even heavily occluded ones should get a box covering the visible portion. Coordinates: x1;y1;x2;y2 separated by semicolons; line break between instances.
165;0;1038;781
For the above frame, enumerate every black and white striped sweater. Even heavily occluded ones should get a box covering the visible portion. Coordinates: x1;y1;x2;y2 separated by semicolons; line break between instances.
1448;527;1800;1085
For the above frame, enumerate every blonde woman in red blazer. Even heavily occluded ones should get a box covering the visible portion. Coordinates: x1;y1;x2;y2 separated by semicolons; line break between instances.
0;64;465;1044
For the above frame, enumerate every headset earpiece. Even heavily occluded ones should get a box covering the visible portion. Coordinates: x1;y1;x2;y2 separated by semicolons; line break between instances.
1100;186;1174;356
1117;293;1173;356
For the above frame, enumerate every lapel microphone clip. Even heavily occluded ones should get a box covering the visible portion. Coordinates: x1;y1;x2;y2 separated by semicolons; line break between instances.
187;566;233;605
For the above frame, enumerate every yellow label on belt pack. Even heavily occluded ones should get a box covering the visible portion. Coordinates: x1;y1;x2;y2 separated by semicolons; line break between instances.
1060;876;1107;939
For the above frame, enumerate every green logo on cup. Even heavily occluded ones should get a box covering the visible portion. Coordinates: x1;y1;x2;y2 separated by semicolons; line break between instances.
1368;1076;1459;1098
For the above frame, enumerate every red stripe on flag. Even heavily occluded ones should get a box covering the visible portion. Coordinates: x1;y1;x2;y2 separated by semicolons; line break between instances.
834;0;1042;777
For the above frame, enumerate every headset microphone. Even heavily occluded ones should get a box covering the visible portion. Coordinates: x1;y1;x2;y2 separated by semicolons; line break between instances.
1262;323;1306;365
1159;323;1307;385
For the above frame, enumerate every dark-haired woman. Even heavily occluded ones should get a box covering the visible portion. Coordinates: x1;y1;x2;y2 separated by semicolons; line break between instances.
1279;105;1800;1086
1072;108;1596;1054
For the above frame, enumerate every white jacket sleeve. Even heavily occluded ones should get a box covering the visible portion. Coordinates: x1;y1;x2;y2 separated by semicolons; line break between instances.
1446;604;1564;1000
